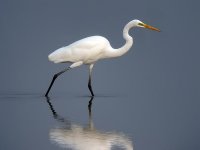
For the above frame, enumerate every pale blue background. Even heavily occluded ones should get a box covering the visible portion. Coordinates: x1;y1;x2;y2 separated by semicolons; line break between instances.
0;0;199;150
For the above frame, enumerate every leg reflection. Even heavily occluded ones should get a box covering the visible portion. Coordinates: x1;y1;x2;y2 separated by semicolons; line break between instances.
45;96;70;124
45;96;133;150
88;96;94;118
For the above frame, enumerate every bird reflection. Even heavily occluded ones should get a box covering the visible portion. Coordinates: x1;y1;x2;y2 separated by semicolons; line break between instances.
46;96;133;150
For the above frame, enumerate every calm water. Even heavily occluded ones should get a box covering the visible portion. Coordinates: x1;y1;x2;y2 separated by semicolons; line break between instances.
0;92;199;150
1;0;200;149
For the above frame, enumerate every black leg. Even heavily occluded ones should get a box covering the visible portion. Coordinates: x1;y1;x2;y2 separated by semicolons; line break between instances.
45;67;70;97
88;75;94;96
88;64;94;97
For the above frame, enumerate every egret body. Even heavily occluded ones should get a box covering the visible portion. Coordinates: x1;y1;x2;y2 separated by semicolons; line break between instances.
45;19;160;96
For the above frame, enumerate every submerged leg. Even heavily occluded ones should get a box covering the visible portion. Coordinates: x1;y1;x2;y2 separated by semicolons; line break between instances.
45;61;83;97
88;64;94;96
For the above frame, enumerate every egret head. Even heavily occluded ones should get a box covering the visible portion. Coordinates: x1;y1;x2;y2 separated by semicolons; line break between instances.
132;19;160;32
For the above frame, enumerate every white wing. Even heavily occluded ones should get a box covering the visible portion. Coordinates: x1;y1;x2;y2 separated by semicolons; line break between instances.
48;36;110;64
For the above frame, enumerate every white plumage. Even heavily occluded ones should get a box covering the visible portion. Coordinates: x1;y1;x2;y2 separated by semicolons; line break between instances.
48;36;111;64
45;19;160;96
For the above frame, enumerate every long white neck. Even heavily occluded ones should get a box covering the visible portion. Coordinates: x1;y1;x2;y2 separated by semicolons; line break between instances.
109;21;134;58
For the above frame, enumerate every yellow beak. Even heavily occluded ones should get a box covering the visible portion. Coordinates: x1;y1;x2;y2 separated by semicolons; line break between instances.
143;23;160;32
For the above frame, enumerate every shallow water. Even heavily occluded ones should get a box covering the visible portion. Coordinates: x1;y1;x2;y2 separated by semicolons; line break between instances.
0;93;199;150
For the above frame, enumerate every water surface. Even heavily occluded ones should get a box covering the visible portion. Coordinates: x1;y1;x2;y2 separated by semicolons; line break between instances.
0;93;199;150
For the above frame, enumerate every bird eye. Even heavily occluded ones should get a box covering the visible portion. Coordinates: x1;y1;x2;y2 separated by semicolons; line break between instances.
138;23;144;26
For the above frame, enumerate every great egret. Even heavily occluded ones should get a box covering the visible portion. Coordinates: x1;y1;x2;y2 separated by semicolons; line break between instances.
45;19;160;97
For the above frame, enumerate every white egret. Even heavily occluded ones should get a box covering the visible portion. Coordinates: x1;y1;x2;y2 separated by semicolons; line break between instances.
45;19;160;97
